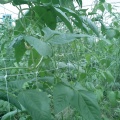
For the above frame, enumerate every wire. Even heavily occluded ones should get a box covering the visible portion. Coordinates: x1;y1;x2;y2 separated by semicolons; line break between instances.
109;2;120;4
2;57;11;119
0;63;79;77
0;4;18;15
82;1;120;7
0;1;120;15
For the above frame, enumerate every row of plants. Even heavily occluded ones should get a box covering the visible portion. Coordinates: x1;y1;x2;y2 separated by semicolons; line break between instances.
0;0;120;120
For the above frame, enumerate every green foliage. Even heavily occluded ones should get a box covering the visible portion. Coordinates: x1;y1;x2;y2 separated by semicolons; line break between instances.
18;90;51;120
53;83;101;120
71;90;101;120
54;7;73;32
85;17;99;37
0;90;22;110
1;110;21;120
0;0;12;4
53;83;74;114
43;27;91;44
10;35;26;62
0;0;120;120
24;35;52;57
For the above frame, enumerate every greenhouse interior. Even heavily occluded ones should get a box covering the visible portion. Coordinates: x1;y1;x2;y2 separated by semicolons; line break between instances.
0;0;120;120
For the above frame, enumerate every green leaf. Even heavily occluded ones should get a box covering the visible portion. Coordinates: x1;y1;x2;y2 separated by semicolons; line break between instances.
0;90;22;110
18;90;51;120
28;49;41;66
43;9;57;30
0;0;12;4
71;90;101;120
92;3;105;13
42;27;60;40
57;62;67;68
103;3;112;13
10;35;26;62
85;82;95;91
13;0;27;5
41;0;51;4
107;91;117;106
52;0;59;5
76;0;82;8
33;6;57;30
14;6;57;32
117;91;120;99
24;35;52;56
49;34;75;44
103;70;114;83
48;33;91;44
99;0;105;3
100;58;111;68
13;0;39;5
14;12;31;35
54;7;73;32
86;18;99;37
95;89;103;101
73;20;89;33
59;0;75;10
59;7;88;33
1;110;21;120
38;77;54;84
99;20;107;35
59;7;80;21
8;80;29;90
53;83;74;113
106;29;116;39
